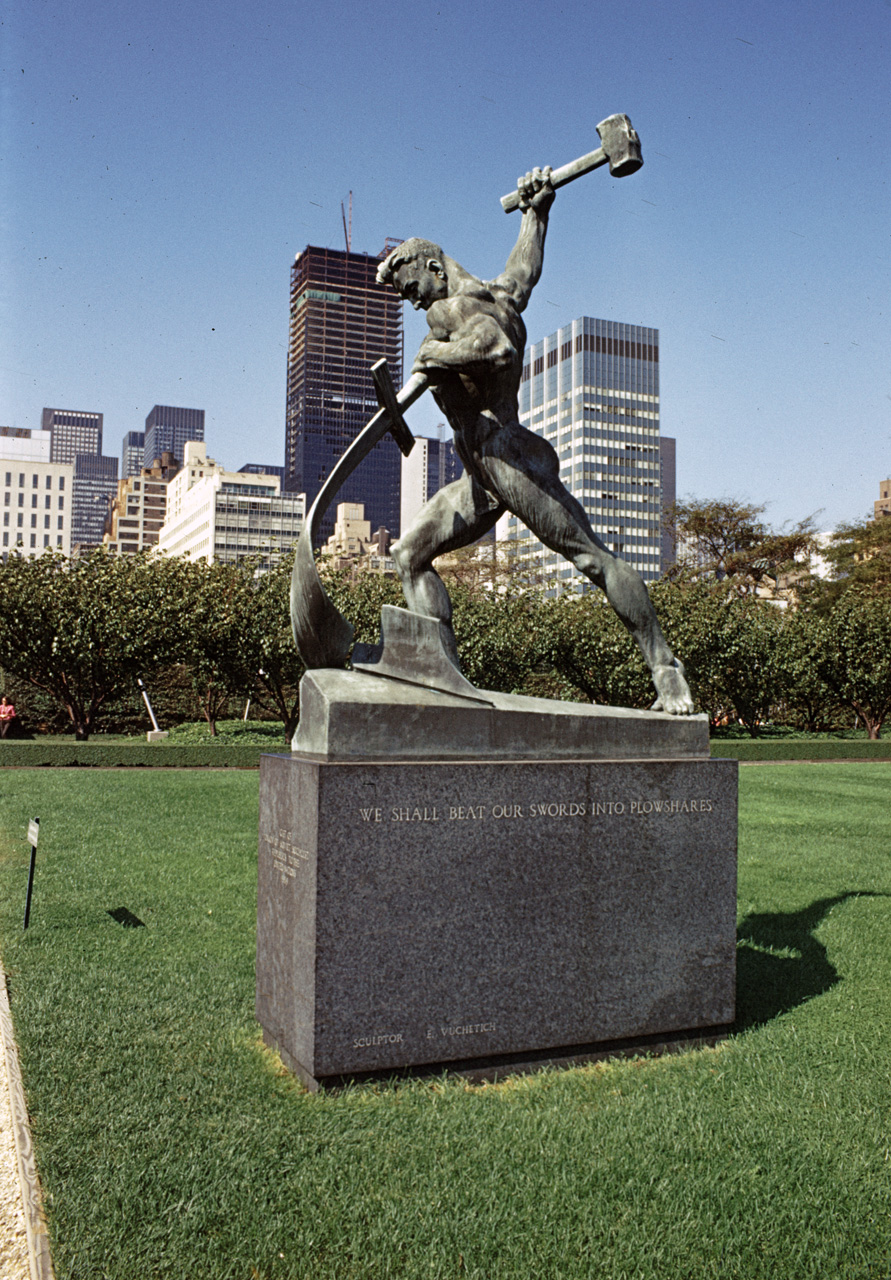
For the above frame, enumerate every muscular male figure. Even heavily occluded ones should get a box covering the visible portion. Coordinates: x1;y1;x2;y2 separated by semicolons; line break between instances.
377;168;693;714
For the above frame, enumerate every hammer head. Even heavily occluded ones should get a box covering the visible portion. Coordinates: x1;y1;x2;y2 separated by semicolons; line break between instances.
596;114;643;177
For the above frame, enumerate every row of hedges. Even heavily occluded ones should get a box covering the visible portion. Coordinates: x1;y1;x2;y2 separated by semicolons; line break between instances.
2;551;891;741
3;741;891;767
0;741;278;767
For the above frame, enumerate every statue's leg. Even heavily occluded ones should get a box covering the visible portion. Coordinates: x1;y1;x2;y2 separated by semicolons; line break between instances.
391;475;504;668
481;428;694;713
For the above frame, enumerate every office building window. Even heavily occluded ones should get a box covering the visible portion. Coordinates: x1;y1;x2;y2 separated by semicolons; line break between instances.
46;475;52;489
44;515;50;529
57;516;63;530
19;474;25;487
4;473;10;486
59;477;65;490
32;474;38;488
58;496;64;510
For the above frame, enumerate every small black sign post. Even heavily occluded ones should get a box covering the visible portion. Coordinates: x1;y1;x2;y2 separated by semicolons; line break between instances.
23;818;39;930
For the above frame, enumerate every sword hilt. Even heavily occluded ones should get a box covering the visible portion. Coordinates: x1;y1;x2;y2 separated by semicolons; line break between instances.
371;359;415;457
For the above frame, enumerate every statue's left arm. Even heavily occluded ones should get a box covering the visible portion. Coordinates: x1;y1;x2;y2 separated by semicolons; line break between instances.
493;167;555;312
411;297;515;376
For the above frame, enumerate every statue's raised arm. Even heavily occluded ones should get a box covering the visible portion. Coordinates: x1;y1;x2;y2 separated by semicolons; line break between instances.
493;167;555;312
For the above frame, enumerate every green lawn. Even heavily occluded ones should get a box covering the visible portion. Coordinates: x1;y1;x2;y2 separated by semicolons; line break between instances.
1;765;890;1280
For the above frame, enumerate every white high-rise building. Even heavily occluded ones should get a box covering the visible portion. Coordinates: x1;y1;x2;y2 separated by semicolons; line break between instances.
501;316;666;592
157;441;304;569
1;455;73;558
400;432;463;536
0;428;52;462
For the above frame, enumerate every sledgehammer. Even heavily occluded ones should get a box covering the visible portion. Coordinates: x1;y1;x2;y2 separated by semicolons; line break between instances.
500;113;643;213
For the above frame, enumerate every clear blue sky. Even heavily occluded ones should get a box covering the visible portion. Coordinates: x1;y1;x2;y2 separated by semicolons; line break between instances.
3;0;889;530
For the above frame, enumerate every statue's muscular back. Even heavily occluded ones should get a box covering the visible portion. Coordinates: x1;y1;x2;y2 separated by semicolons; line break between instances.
422;279;530;484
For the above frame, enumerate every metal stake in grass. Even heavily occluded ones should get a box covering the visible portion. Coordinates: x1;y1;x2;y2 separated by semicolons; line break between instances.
23;817;39;930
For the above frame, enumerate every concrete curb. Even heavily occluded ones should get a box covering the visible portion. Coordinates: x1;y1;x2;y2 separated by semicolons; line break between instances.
0;963;54;1280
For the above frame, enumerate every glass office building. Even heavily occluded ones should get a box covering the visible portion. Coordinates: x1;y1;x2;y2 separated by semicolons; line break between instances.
285;245;403;544
143;405;204;469
72;453;118;547
504;316;666;590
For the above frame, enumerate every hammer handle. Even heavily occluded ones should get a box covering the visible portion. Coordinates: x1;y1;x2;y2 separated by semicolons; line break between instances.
500;147;607;213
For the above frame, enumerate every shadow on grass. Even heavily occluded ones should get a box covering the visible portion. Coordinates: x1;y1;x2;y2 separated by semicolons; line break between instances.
734;892;884;1031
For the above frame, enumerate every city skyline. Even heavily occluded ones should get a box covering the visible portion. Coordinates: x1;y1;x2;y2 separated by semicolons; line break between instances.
3;0;890;533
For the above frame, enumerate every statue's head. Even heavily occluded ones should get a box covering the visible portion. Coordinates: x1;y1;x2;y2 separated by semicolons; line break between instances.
377;238;449;310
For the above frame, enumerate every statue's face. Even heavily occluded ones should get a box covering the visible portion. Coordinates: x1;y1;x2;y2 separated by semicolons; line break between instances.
391;258;448;310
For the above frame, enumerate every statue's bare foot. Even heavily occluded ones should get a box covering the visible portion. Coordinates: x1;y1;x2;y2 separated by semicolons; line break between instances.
650;660;695;715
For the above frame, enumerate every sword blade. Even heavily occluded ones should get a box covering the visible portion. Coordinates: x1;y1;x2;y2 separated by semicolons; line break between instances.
290;370;428;670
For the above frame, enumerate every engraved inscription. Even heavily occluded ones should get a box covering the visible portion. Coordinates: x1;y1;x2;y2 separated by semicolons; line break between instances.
427;1022;496;1040
353;1032;404;1048
262;827;312;886
391;807;442;822
363;798;717;824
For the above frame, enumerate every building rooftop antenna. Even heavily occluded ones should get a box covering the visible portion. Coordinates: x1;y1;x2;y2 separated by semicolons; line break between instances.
340;189;350;252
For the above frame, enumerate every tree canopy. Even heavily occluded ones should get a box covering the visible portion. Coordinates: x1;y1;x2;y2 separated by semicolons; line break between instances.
665;497;819;597
0;550;190;739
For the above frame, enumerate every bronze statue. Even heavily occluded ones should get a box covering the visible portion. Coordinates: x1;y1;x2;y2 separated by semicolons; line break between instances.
291;115;694;714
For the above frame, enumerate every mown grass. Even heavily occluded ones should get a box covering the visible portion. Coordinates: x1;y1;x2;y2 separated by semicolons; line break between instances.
0;766;890;1280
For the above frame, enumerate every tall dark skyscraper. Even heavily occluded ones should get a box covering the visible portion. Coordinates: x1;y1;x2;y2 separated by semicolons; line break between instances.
285;245;403;542
143;405;205;469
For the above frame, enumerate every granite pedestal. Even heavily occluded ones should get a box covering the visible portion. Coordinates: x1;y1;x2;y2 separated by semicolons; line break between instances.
256;676;737;1089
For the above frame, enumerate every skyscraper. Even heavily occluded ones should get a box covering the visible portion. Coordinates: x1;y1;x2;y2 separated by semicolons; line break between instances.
285;245;403;542
42;407;103;463
122;431;145;478
143;405;204;469
400;433;463;536
503;316;664;590
72;454;118;547
660;435;677;569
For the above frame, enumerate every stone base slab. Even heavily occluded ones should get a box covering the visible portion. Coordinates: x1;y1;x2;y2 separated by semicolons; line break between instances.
256;754;738;1089
263;1024;732;1093
292;668;710;761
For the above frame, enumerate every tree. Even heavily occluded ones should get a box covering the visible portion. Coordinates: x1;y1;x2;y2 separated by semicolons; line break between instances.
542;593;652;708
665;498;819;598
649;579;784;733
0;550;190;739
814;515;891;602
812;589;891;738
451;583;549;694
245;561;305;741
773;609;842;732
319;562;405;648
184;560;263;736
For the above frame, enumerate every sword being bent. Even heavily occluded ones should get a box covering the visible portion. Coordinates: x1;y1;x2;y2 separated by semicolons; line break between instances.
290;361;429;670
